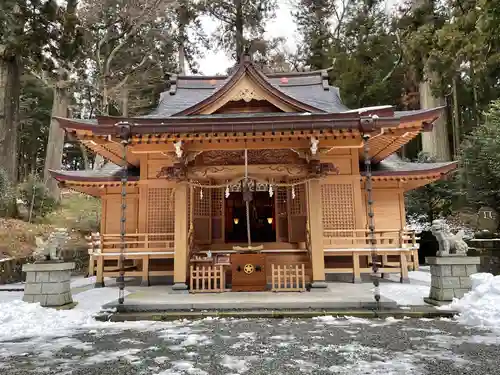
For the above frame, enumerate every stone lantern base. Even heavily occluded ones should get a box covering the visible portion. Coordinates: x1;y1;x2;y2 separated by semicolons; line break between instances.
22;262;75;307
424;256;480;306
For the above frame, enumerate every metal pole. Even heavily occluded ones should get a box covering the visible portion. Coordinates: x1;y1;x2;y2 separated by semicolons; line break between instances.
363;134;380;305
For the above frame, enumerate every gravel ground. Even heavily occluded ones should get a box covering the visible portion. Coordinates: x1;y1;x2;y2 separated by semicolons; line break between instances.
1;317;499;375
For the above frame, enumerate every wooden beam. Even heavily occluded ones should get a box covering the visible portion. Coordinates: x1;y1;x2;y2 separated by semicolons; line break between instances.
307;179;325;283
130;137;363;154
174;184;188;287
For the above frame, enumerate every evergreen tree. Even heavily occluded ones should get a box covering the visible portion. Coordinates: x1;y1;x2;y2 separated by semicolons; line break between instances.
460;100;500;213
0;0;57;183
293;0;338;70
204;0;277;61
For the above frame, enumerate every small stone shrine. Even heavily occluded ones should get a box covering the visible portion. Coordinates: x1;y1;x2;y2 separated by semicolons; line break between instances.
424;219;480;306
22;229;75;307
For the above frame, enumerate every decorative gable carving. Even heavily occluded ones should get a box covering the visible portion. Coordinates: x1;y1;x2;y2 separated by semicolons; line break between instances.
232;87;264;102
199;76;296;114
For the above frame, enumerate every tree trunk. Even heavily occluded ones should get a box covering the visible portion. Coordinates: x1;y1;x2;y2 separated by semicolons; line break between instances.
79;143;90;170
419;73;451;161
235;0;244;59
451;76;461;158
121;86;129;117
43;84;70;200
178;44;186;75
93;79;108;171
0;55;20;183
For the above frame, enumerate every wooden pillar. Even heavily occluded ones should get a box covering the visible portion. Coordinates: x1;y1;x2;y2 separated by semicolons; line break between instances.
95;256;104;288
307;180;326;288
173;183;188;291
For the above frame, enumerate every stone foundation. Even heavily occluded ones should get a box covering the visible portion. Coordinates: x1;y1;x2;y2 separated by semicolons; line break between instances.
424;256;480;306
22;262;75;307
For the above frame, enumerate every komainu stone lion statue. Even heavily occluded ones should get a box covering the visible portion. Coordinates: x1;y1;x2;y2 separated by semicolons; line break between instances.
430;219;468;256
34;228;69;261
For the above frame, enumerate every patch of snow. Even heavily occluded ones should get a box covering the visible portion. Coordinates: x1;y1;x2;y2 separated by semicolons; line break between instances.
0;291;23;303
378;283;430;306
270;334;295;340
73;286;129;312
154;356;170;364
445;273;500;332
155;360;208;375
313;315;339;324
344;316;372;324
237;332;256;340
83;348;142;365
221;355;253;373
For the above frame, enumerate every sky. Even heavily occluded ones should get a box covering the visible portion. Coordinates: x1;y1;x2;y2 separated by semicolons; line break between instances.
196;0;402;76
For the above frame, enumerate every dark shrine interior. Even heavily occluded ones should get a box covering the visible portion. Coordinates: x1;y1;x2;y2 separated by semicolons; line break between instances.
225;192;276;243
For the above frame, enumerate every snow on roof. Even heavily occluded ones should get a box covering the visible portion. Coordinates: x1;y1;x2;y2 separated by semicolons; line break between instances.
342;105;393;114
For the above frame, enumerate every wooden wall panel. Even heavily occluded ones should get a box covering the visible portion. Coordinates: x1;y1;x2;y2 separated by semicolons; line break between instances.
147;159;173;179
364;189;405;229
102;195;139;234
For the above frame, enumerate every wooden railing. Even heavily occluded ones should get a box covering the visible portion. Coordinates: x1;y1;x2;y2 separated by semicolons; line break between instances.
190;265;226;293
271;264;306;292
87;233;175;254
323;229;419;249
86;232;176;285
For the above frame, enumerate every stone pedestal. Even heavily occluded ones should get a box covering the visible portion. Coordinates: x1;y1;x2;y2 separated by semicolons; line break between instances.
22;262;75;307
424;256;480;306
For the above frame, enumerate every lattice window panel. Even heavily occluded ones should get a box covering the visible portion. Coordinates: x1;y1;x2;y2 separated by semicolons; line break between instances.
211;188;224;242
211;188;224;217
193;186;210;217
147;187;175;235
276;187;287;217
321;184;355;236
289;183;305;216
192;185;211;244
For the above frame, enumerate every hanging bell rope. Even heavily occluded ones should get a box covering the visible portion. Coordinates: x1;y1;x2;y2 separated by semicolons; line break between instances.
363;133;380;306
244;149;252;247
116;122;131;306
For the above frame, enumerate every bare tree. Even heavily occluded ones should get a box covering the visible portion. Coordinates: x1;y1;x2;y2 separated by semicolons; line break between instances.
79;0;179;169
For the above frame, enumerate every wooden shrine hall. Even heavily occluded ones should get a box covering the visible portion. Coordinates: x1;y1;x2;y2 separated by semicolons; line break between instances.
51;55;457;293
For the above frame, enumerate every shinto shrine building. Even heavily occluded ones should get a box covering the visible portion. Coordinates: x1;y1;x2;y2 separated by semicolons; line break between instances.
51;56;457;293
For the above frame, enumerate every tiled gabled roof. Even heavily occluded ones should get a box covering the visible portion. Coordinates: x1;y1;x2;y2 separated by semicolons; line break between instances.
144;64;348;117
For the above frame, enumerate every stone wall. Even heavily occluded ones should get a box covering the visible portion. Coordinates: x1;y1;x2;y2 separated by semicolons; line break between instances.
467;240;500;276
426;256;480;305
22;262;74;306
430;263;477;300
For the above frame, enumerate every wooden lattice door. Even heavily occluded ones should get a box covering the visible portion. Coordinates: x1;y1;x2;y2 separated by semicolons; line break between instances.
287;184;307;243
275;187;289;242
211;188;224;243
193;186;211;244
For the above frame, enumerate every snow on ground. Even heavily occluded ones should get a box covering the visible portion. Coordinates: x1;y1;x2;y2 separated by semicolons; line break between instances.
378;283;430;306
0;286;134;342
445;273;500;332
378;269;432;306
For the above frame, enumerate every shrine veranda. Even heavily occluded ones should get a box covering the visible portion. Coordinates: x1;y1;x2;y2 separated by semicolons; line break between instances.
51;56;457;292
